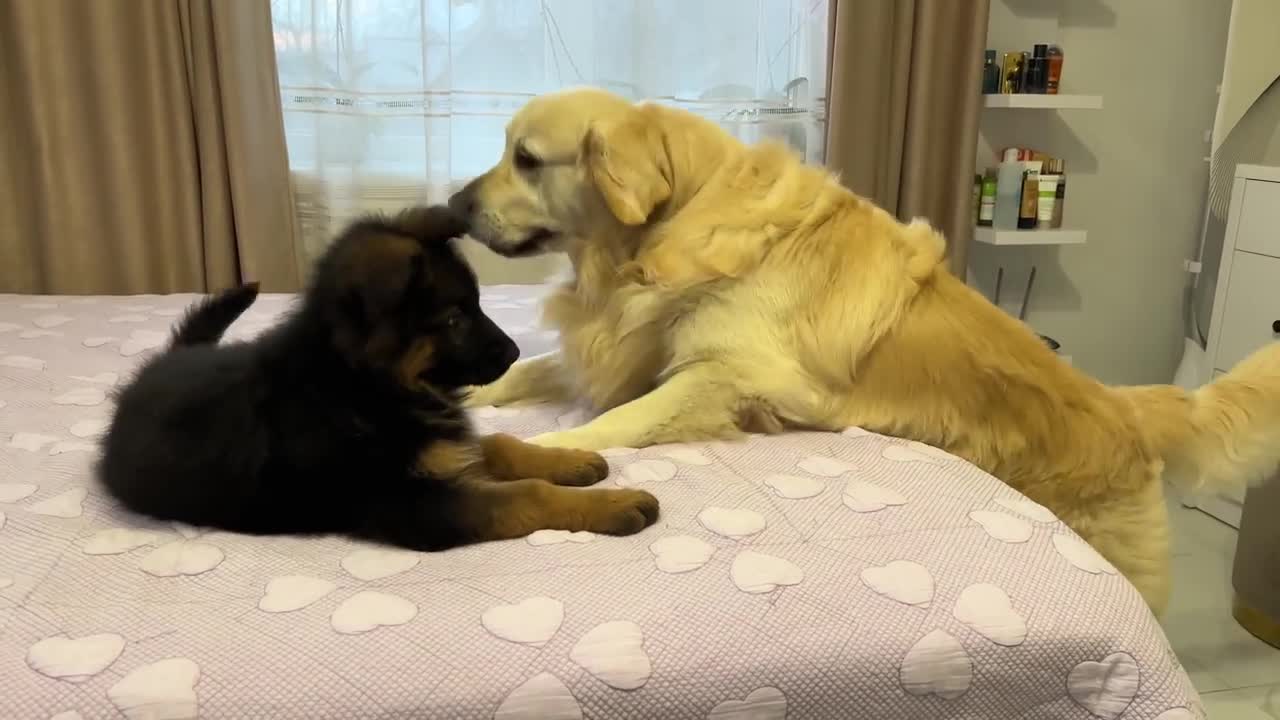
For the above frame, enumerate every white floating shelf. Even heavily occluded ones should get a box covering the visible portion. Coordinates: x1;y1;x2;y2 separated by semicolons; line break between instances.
975;227;1086;246
984;94;1103;110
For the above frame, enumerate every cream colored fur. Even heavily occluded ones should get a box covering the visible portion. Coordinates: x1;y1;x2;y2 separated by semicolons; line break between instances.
458;88;1280;615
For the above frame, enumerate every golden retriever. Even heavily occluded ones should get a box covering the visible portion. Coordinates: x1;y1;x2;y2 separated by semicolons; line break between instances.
449;87;1280;615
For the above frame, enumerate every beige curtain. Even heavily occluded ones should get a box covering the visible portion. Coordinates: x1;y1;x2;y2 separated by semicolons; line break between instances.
0;0;302;294
825;0;989;274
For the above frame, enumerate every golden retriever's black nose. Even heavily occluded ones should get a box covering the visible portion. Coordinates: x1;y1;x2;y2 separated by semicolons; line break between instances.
448;179;478;218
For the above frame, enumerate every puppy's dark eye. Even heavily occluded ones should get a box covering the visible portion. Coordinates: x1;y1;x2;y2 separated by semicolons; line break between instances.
513;145;541;171
444;308;468;330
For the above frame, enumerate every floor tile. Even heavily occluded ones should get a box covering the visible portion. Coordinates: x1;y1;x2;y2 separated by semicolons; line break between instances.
1161;501;1280;697
1201;684;1280;719
1167;493;1239;557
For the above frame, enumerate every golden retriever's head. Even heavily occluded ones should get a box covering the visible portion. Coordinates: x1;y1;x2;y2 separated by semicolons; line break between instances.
449;88;675;257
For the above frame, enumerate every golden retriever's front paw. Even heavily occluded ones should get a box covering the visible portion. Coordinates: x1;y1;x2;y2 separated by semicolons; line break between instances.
527;431;568;448
464;384;505;408
462;387;486;408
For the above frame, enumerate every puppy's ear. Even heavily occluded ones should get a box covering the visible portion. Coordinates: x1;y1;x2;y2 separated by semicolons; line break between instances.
392;205;469;242
585;110;672;225
345;233;425;324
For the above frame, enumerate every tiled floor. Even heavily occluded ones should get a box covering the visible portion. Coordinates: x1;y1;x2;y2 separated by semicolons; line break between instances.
1162;498;1280;718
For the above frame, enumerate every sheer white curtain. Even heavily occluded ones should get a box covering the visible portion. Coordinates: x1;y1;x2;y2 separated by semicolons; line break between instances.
270;0;829;278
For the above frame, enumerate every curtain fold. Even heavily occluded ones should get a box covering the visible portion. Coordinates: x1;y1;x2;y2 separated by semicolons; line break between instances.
825;0;989;274
0;0;302;294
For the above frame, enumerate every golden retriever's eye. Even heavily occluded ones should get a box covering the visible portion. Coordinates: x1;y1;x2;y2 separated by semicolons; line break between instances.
513;145;542;172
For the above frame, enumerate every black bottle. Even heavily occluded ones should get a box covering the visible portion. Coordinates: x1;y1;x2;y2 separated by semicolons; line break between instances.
983;50;1000;93
1027;44;1049;93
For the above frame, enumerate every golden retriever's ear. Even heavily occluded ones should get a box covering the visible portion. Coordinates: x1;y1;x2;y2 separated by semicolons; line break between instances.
585;113;672;225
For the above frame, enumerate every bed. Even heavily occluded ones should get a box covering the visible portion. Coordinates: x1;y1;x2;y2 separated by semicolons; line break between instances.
0;287;1204;719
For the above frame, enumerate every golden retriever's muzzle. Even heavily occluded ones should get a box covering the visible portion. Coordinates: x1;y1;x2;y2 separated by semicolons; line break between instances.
448;179;557;258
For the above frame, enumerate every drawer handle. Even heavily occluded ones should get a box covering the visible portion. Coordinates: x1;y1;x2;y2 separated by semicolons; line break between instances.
1274;320;1280;334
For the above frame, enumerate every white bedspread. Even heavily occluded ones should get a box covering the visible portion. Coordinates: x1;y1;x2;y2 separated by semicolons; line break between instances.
0;287;1203;719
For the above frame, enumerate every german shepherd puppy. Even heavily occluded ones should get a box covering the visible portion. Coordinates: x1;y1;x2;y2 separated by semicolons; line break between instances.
97;206;659;549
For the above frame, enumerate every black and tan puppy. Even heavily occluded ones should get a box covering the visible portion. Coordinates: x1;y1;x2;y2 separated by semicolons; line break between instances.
97;206;658;549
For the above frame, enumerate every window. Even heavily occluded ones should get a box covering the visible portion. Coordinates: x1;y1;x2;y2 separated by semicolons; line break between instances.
270;0;829;258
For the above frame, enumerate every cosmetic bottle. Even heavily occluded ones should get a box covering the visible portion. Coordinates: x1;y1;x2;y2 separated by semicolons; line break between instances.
1051;166;1067;228
983;50;1000;93
1028;44;1048;93
1037;172;1059;227
1046;45;1064;94
1001;52;1024;94
994;148;1024;228
978;170;996;227
1018;168;1040;229
972;174;982;225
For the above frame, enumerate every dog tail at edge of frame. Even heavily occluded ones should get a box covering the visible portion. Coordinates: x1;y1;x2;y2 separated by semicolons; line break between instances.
1123;342;1280;494
170;283;261;347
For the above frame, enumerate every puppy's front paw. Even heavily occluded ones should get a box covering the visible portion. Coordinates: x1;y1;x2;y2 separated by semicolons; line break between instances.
544;448;609;487
583;489;660;536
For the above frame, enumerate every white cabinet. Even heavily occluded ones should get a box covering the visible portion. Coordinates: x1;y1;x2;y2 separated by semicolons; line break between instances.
1214;252;1280;373
1235;179;1280;259
1197;164;1280;526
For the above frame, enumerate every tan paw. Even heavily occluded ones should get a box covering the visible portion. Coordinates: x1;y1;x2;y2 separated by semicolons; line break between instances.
584;489;660;535
545;449;610;487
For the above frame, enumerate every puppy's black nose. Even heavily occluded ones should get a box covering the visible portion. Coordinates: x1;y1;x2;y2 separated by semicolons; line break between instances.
499;340;519;369
449;179;478;218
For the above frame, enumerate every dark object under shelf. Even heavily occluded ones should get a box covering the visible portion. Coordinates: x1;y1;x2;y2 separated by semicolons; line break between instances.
1233;479;1280;649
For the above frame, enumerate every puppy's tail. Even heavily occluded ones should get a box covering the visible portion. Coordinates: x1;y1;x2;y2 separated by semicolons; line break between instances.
1124;342;1280;494
171;283;260;347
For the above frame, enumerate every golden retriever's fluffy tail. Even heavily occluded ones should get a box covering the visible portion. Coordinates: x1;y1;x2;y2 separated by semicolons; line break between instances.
1125;343;1280;493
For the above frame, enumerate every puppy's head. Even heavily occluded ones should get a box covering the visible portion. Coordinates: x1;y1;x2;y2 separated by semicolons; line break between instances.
449;88;672;257
310;206;519;391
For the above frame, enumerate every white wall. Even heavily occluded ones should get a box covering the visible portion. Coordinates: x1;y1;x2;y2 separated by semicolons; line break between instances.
969;0;1230;384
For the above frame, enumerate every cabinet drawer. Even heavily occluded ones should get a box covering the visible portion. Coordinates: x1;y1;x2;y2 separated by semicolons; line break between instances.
1216;250;1280;372
1237;179;1280;258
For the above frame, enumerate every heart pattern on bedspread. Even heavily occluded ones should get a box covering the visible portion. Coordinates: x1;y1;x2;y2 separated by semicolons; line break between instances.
0;289;1204;719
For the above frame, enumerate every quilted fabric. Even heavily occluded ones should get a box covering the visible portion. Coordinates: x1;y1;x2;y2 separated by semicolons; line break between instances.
0;288;1203;719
